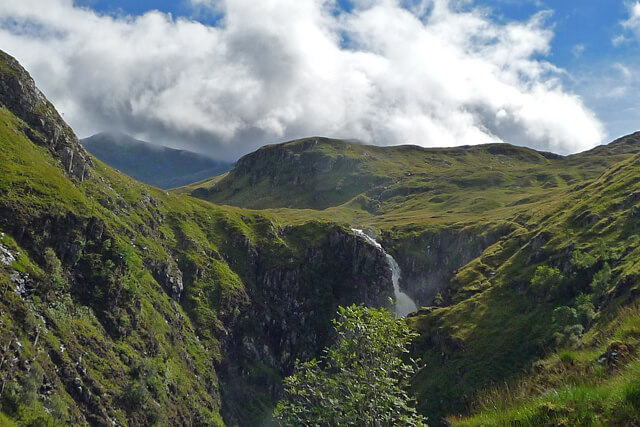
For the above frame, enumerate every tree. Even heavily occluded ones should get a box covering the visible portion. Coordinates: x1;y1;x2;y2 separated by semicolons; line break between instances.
552;306;583;347
41;247;65;300
274;305;427;426
574;293;595;327
531;265;565;298
590;262;612;301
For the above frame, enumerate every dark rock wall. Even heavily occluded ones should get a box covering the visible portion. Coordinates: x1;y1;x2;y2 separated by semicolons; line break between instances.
385;223;513;306
218;226;394;426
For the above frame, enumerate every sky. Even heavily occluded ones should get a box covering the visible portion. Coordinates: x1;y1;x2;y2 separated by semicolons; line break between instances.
0;0;638;160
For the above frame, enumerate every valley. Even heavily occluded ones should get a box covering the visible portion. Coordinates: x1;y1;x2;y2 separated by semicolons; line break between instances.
1;48;640;427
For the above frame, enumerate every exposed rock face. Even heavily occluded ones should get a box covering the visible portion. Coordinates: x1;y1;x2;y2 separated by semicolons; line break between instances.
0;244;16;266
385;224;512;306
0;51;91;180
218;226;395;426
0;50;396;426
147;258;185;301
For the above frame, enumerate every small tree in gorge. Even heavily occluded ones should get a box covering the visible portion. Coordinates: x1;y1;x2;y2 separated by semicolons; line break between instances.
274;304;427;426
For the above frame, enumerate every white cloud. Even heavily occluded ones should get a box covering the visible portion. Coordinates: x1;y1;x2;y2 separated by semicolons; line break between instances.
571;44;585;58
623;1;640;31
612;34;629;46
614;2;640;46
614;62;632;79
0;0;604;159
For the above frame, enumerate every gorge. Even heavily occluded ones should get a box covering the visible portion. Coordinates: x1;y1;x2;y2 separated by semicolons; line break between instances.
2;49;640;426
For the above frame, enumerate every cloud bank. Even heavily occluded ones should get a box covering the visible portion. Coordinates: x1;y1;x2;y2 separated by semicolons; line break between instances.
0;0;604;159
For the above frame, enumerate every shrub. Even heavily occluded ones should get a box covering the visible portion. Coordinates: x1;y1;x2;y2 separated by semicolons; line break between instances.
552;306;583;348
124;379;149;410
531;266;565;298
274;305;427;426
41;247;65;299
571;250;596;270
590;263;612;301
574;293;596;327
553;306;578;329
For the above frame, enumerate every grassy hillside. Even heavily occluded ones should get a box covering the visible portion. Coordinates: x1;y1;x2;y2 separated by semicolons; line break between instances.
184;135;639;223
183;133;640;425
429;152;640;426
0;51;396;426
3;45;640;427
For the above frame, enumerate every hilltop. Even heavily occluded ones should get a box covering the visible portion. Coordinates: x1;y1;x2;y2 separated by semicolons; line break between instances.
184;135;639;224
82;132;232;189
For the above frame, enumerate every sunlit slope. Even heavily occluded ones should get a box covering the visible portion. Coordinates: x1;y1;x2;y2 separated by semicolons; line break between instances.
408;152;640;425
184;135;640;231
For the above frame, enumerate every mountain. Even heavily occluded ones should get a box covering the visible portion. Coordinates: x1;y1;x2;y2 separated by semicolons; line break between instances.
0;51;393;426
184;139;640;425
2;47;640;427
81;132;232;189
185;135;640;212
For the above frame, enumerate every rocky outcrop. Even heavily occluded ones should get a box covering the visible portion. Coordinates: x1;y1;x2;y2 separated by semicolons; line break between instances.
0;243;16;266
0;50;91;181
218;225;395;426
385;223;513;306
147;258;184;301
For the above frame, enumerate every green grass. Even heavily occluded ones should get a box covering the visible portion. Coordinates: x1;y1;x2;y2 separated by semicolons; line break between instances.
5;46;640;426
0;73;406;425
176;132;640;424
182;136;640;234
0;99;266;424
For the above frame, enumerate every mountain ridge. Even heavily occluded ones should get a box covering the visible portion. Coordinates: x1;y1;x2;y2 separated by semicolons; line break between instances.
82;132;232;189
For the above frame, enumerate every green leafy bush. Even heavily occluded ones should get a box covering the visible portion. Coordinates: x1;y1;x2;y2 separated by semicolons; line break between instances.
274;305;427;426
531;266;565;298
591;263;612;302
41;247;65;299
574;293;596;327
552;306;583;347
571;250;596;270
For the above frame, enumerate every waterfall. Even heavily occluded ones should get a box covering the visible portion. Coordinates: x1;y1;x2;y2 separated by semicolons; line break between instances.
352;229;417;317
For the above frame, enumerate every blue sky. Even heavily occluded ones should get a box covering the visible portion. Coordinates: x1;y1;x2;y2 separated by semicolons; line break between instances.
1;0;638;158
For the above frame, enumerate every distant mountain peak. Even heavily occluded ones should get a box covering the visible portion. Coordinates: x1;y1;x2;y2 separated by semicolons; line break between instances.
81;132;232;189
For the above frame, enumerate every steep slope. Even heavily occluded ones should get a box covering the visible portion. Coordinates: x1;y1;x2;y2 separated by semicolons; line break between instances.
185;134;640;310
82;132;232;189
0;51;394;426
4;46;640;427
185;133;640;425
405;153;640;425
